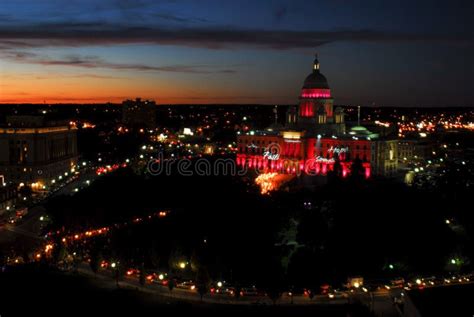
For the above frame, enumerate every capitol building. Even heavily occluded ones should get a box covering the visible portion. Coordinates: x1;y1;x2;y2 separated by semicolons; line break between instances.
237;55;398;178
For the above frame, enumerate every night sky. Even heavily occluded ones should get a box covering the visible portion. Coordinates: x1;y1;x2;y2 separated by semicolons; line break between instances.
0;0;473;106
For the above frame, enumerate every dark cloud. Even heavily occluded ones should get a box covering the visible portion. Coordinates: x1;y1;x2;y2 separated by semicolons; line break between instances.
0;14;16;22
1;51;237;74
153;13;210;24
35;21;110;29
0;22;471;51
4;73;123;80
66;73;124;79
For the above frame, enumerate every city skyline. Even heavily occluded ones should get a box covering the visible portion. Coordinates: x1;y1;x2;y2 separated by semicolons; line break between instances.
1;0;473;106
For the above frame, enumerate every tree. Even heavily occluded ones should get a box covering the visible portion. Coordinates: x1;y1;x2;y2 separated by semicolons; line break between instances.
234;283;242;300
267;287;282;306
18;185;32;197
139;264;146;286
195;267;211;302
296;210;329;250
113;265;120;288
350;157;364;183
72;252;82;273
168;278;175;296
0;249;6;268
262;257;285;306
328;157;343;183
168;247;187;275
89;251;102;275
52;242;68;265
149;242;161;269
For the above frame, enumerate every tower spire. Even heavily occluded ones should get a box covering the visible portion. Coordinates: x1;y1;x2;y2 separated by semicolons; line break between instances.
357;106;361;126
313;53;320;71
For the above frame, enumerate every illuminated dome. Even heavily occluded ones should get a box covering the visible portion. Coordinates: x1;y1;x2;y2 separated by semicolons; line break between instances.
302;55;330;89
350;125;379;139
351;126;369;133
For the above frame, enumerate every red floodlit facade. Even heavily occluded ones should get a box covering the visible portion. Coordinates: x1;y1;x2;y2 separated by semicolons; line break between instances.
237;55;398;178
236;134;371;178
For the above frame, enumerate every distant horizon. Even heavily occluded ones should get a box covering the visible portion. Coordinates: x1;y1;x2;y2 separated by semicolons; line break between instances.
0;102;473;109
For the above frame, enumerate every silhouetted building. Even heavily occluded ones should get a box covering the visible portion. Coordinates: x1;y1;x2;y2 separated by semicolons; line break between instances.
0;116;78;186
398;139;434;161
122;98;157;129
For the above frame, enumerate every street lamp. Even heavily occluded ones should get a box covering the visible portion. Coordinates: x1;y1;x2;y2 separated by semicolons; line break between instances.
111;262;119;287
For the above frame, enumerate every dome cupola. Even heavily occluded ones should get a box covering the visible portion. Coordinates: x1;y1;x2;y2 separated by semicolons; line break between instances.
302;54;330;90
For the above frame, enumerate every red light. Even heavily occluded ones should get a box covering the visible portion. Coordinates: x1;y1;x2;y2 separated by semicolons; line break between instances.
365;166;371;179
299;101;314;117
300;88;331;99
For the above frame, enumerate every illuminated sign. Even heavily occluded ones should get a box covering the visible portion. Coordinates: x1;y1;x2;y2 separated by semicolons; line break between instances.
263;151;280;160
328;146;349;155
315;156;335;163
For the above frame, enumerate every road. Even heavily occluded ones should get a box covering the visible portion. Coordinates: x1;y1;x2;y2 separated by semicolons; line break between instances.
0;205;46;246
74;261;401;315
0;167;97;247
